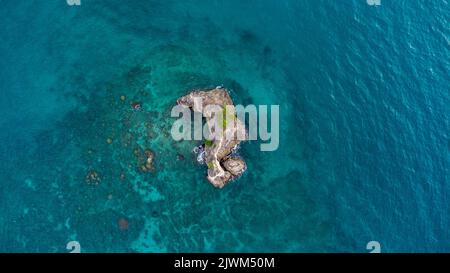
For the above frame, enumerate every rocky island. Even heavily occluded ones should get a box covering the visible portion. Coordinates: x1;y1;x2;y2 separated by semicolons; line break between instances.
177;87;247;188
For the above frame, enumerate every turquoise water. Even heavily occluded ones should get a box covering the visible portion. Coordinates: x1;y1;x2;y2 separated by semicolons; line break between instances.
0;0;449;252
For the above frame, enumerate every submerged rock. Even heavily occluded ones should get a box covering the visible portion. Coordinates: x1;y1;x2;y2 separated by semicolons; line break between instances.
144;149;155;160
133;147;156;173
118;218;129;231
177;87;247;188
85;170;101;185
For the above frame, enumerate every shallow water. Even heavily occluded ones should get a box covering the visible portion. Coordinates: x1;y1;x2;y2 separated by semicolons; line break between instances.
0;0;449;252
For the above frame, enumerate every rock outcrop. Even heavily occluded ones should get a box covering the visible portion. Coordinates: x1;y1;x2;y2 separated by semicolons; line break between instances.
177;87;247;188
223;157;246;176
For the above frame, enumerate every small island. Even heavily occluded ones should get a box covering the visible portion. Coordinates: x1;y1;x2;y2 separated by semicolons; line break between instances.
177;87;247;188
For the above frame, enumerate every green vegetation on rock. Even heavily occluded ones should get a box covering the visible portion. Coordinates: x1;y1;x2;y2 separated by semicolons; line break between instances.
205;139;213;147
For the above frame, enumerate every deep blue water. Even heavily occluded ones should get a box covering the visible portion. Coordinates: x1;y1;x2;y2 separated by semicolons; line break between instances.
0;0;449;252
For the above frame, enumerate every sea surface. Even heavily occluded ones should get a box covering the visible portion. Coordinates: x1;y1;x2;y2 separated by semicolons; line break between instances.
0;0;449;252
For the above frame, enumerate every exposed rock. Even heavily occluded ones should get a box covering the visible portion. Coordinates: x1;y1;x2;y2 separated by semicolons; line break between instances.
223;157;246;176
177;87;247;188
131;101;142;110
207;168;232;187
143;149;155;172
